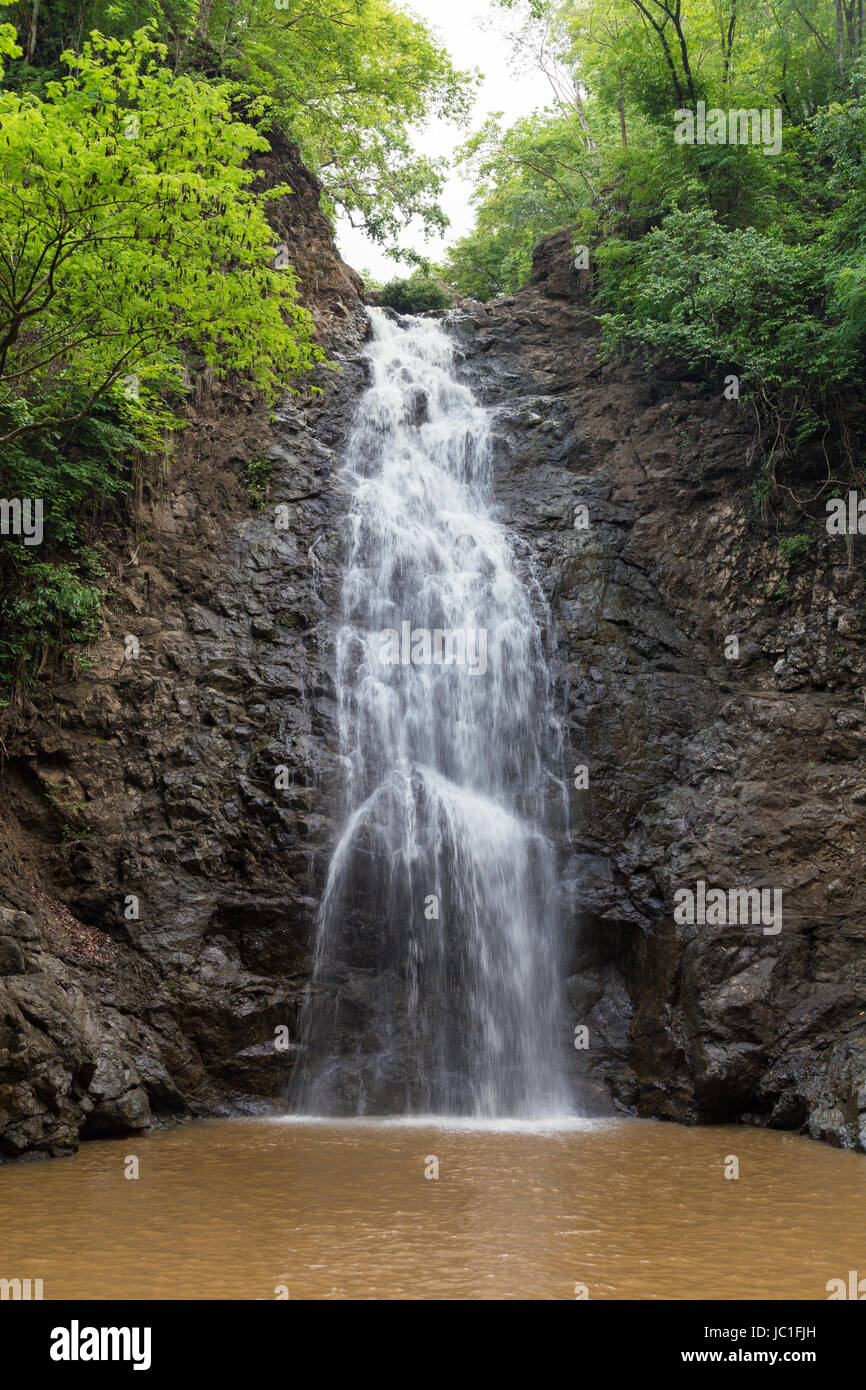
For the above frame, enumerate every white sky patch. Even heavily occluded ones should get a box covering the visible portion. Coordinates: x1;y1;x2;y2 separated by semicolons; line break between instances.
335;0;545;281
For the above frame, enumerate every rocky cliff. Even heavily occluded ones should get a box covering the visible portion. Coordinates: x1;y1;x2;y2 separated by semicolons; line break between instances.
0;136;366;1158
2;190;864;1159
453;230;866;1150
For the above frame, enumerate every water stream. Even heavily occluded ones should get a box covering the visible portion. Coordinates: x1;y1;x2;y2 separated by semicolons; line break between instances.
292;309;570;1117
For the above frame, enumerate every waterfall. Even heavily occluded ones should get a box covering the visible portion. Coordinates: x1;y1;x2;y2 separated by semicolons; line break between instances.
292;308;572;1118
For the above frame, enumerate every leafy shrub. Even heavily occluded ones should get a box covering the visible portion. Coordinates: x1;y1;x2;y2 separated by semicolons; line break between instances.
0;386;166;685
596;208;854;393
777;533;814;564
0;558;104;684
376;273;452;314
243;455;273;509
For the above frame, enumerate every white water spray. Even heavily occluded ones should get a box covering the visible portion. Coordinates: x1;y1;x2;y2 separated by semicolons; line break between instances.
293;309;571;1117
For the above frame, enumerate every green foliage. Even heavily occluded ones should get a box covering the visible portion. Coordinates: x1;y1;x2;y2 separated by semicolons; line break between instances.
0;384;156;683
0;1;476;252
777;532;815;564
243;454;273;509
447;0;866;486
0;3;197;80
0;23;325;684
203;0;477;250
0;555;104;683
377;273;453;314
444;112;590;299
767;574;791;601
596;207;855;392
360;270;385;296
0;0;474;685
811;95;866;358
0;25;320;450
750;474;772;510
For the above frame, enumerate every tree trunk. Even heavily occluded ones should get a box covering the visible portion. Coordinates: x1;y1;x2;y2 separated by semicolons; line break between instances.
573;80;597;152
25;0;40;65
722;0;737;84
196;0;214;40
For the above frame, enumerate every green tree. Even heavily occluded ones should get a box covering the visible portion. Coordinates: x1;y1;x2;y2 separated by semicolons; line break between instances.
1;1;477;253
0;23;319;683
193;0;477;251
444;112;592;298
0;24;319;450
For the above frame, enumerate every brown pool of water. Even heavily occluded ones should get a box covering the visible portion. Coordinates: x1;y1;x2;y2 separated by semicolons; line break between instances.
1;1116;863;1299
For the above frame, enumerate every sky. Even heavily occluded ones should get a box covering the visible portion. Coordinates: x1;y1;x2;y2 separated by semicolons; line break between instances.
335;0;545;281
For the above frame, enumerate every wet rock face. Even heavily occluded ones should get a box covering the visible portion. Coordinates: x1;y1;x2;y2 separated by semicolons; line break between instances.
452;229;866;1149
0;138;368;1159
0;336;369;1156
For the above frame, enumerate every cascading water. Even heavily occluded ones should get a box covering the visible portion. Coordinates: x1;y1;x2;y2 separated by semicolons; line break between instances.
292;308;572;1118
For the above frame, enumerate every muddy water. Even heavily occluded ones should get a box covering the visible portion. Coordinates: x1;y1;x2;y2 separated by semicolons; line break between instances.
1;1117;863;1300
